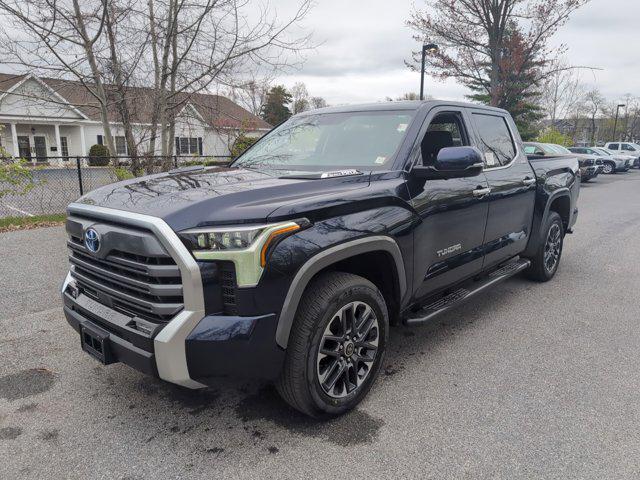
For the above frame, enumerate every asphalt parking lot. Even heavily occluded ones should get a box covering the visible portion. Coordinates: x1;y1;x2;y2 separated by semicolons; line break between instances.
1;171;640;479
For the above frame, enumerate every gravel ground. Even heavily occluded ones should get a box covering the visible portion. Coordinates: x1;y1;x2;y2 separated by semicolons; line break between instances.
1;171;640;479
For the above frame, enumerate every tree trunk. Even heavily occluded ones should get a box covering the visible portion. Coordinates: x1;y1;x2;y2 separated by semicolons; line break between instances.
72;0;117;162
104;4;139;172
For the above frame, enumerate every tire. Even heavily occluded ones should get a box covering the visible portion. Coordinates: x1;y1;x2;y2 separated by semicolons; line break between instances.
276;271;389;418
602;162;615;174
524;211;564;282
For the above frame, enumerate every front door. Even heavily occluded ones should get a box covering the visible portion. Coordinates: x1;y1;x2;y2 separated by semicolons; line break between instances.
17;136;31;160
408;108;490;300
33;136;47;162
469;111;536;269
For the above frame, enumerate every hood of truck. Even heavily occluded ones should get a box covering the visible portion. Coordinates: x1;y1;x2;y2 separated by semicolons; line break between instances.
74;166;371;231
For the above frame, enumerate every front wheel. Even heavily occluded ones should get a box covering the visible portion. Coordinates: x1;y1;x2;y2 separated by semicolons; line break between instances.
524;211;564;282
276;272;388;418
602;162;615;174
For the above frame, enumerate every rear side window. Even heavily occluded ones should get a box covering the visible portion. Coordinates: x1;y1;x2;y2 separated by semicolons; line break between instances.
473;113;516;167
609;143;619;150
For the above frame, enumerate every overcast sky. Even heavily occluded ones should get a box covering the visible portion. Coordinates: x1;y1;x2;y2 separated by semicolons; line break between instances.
274;0;639;105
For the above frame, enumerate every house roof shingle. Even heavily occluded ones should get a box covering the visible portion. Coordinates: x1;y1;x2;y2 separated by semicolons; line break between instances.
0;73;271;130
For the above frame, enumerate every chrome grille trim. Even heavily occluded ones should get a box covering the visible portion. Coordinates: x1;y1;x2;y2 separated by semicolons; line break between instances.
66;203;206;389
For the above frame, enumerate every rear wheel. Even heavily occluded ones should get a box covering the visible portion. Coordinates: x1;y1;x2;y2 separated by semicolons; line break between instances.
525;211;564;282
276;272;388;418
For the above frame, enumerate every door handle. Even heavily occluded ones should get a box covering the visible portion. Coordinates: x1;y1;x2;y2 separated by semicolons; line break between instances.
472;187;491;198
522;177;536;186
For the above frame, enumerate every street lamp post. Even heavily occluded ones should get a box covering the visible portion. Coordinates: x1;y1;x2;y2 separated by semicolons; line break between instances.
420;43;439;101
613;104;625;142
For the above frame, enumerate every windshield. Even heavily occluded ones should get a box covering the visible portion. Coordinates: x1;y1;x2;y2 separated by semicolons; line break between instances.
233;110;416;170
596;148;612;156
545;144;571;154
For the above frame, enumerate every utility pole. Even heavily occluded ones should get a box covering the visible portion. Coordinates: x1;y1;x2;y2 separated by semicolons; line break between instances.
613;104;625;142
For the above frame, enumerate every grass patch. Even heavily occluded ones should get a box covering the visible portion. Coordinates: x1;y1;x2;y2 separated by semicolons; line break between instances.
0;214;66;233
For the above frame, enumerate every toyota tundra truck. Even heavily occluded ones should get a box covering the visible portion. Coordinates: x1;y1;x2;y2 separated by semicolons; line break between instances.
62;101;580;418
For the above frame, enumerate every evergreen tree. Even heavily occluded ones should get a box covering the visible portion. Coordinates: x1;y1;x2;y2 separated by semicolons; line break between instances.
261;86;293;125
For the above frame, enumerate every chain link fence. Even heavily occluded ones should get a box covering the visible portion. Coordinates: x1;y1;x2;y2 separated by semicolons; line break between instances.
0;155;230;219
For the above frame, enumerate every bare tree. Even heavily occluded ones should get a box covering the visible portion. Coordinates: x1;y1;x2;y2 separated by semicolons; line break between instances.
291;81;309;114
583;88;606;144
228;75;274;116
142;0;313;166
0;0;118;156
540;58;584;123
309;96;328;109
0;0;313;171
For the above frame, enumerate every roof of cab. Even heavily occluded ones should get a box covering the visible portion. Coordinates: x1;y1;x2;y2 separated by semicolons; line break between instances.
296;100;509;116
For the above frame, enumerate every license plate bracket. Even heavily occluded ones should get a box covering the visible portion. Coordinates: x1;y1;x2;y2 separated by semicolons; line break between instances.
80;321;114;365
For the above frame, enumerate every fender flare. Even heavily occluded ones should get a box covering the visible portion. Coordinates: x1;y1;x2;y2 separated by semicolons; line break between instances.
545;189;573;228
275;236;407;349
524;189;572;257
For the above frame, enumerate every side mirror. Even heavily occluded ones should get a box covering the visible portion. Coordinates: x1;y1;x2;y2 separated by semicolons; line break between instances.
412;146;484;180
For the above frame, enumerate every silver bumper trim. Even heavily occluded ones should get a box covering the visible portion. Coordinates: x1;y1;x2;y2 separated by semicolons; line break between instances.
66;203;206;389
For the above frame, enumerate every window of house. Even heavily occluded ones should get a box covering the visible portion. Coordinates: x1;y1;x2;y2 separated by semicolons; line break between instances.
473;113;516;167
176;136;203;155
60;137;69;158
115;136;127;155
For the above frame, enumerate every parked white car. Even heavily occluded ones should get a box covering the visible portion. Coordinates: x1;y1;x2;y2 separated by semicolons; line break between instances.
603;142;640;168
592;147;632;173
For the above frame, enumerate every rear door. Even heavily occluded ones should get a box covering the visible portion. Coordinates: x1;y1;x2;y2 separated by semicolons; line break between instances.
469;110;536;270
407;107;490;300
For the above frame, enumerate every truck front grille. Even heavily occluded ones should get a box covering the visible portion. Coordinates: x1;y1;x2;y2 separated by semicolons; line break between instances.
67;225;184;324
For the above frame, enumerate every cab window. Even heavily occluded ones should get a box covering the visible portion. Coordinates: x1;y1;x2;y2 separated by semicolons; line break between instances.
420;112;469;166
473;113;516;168
609;143;620;150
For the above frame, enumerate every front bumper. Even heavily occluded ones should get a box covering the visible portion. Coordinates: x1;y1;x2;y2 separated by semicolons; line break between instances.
62;203;285;389
63;297;158;376
580;166;598;180
62;274;284;383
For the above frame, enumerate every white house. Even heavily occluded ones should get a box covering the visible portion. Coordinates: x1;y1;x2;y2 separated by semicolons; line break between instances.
0;73;271;164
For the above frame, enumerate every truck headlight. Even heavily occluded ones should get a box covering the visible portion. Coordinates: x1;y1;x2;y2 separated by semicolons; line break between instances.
178;220;306;287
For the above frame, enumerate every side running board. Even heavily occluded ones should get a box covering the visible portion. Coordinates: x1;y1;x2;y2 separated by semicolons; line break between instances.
405;258;531;326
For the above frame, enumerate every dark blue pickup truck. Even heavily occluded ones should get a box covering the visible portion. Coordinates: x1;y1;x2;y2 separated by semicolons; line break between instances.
62;101;579;417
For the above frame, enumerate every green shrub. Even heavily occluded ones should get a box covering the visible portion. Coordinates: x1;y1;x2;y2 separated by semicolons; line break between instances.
231;134;259;158
88;144;111;166
113;166;136;181
536;128;573;147
0;159;36;198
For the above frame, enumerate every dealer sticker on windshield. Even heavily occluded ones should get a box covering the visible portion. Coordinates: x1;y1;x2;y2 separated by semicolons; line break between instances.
397;123;408;132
